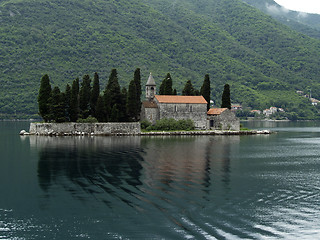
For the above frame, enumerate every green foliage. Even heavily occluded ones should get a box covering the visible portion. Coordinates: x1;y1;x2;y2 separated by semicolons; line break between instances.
200;74;210;110
104;69;121;121
140;120;152;130
90;72;100;118
64;84;71;121
79;74;91;119
76;116;98;123
221;84;231;109
146;118;195;131
133;68;142;119
182;80;196;96
95;95;105;122
49;86;66;123
69;78;79;122
1;0;320;119
37;74;52;122
127;80;138;121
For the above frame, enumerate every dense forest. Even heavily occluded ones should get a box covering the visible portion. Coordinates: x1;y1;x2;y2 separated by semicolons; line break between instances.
242;0;320;38
1;0;320;119
38;69;211;123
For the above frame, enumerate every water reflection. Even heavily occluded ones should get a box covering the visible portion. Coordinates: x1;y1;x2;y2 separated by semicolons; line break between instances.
31;136;240;204
31;136;143;206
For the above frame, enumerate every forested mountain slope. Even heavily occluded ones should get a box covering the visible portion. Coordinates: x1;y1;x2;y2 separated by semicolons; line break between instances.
1;0;320;119
242;0;320;39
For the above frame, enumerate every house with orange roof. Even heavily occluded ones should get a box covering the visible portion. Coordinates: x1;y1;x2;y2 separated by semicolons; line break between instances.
141;73;239;130
207;108;240;131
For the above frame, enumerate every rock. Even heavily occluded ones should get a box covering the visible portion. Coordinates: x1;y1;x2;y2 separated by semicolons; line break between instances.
19;130;27;135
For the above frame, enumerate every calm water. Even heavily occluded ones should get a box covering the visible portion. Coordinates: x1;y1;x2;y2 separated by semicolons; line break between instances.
1;121;320;239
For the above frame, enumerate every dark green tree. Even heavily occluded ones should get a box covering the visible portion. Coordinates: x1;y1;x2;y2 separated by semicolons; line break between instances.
64;84;71;121
120;87;128;122
69;78;79;122
159;79;165;95
49;86;66;123
173;89;177;95
221;84;231;109
133;68;142;119
182;80;195;96
164;73;173;95
200;74;211;110
90;72;100;117
127;80;138;121
79;74;91;119
104;69;121;121
159;73;173;95
95;95;105;122
110;104;120;122
38;74;52;122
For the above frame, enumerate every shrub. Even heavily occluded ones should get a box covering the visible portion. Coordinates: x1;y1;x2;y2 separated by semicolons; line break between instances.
76;116;98;123
140;120;152;129
145;118;195;131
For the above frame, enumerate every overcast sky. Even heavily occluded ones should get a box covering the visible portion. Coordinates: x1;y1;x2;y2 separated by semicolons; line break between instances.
274;0;320;14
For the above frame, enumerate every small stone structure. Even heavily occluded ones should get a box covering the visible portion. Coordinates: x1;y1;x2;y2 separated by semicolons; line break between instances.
28;122;141;136
142;73;208;129
140;101;159;124
207;108;240;131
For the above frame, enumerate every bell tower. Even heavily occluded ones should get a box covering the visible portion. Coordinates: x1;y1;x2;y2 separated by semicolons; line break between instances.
146;72;156;101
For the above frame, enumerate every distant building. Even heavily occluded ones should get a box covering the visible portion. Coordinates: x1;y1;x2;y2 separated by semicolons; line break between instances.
231;104;242;111
310;98;320;106
207;108;240;131
141;73;240;130
141;73;207;129
250;110;261;115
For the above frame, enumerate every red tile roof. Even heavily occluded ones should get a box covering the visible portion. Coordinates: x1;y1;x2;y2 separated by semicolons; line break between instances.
207;108;228;115
142;101;158;108
155;95;207;104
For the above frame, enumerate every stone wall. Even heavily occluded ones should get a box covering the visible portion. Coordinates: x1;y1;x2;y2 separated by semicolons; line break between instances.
207;110;240;131
157;102;207;129
29;122;141;136
141;106;159;124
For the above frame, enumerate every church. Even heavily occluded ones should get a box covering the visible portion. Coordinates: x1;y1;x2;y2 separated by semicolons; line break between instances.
140;73;240;131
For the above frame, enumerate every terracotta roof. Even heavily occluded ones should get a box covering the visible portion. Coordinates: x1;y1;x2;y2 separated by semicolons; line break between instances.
155;95;207;104
207;108;228;115
142;101;158;108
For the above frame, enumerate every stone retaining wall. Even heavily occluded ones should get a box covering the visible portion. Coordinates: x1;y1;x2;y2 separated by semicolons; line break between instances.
29;122;141;136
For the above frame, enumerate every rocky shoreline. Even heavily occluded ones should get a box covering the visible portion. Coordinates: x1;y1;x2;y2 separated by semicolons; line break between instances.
19;122;271;136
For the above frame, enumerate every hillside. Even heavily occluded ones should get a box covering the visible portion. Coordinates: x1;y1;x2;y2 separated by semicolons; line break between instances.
1;0;320;119
241;0;320;39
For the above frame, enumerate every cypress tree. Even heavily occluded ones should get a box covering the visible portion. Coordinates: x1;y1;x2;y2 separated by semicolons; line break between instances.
104;69;121;122
65;84;71;121
173;89;177;95
49;86;65;123
79;74;91;119
182;80;195;96
159;73;173;95
95;95;105;122
221;84;231;109
90;72;100;117
164;73;173;95
200;74;211;110
110;104;120;122
120;87;128;122
133;68;142;120
38;74;52;122
159;79;166;95
127;80;138;121
69;78;79;122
